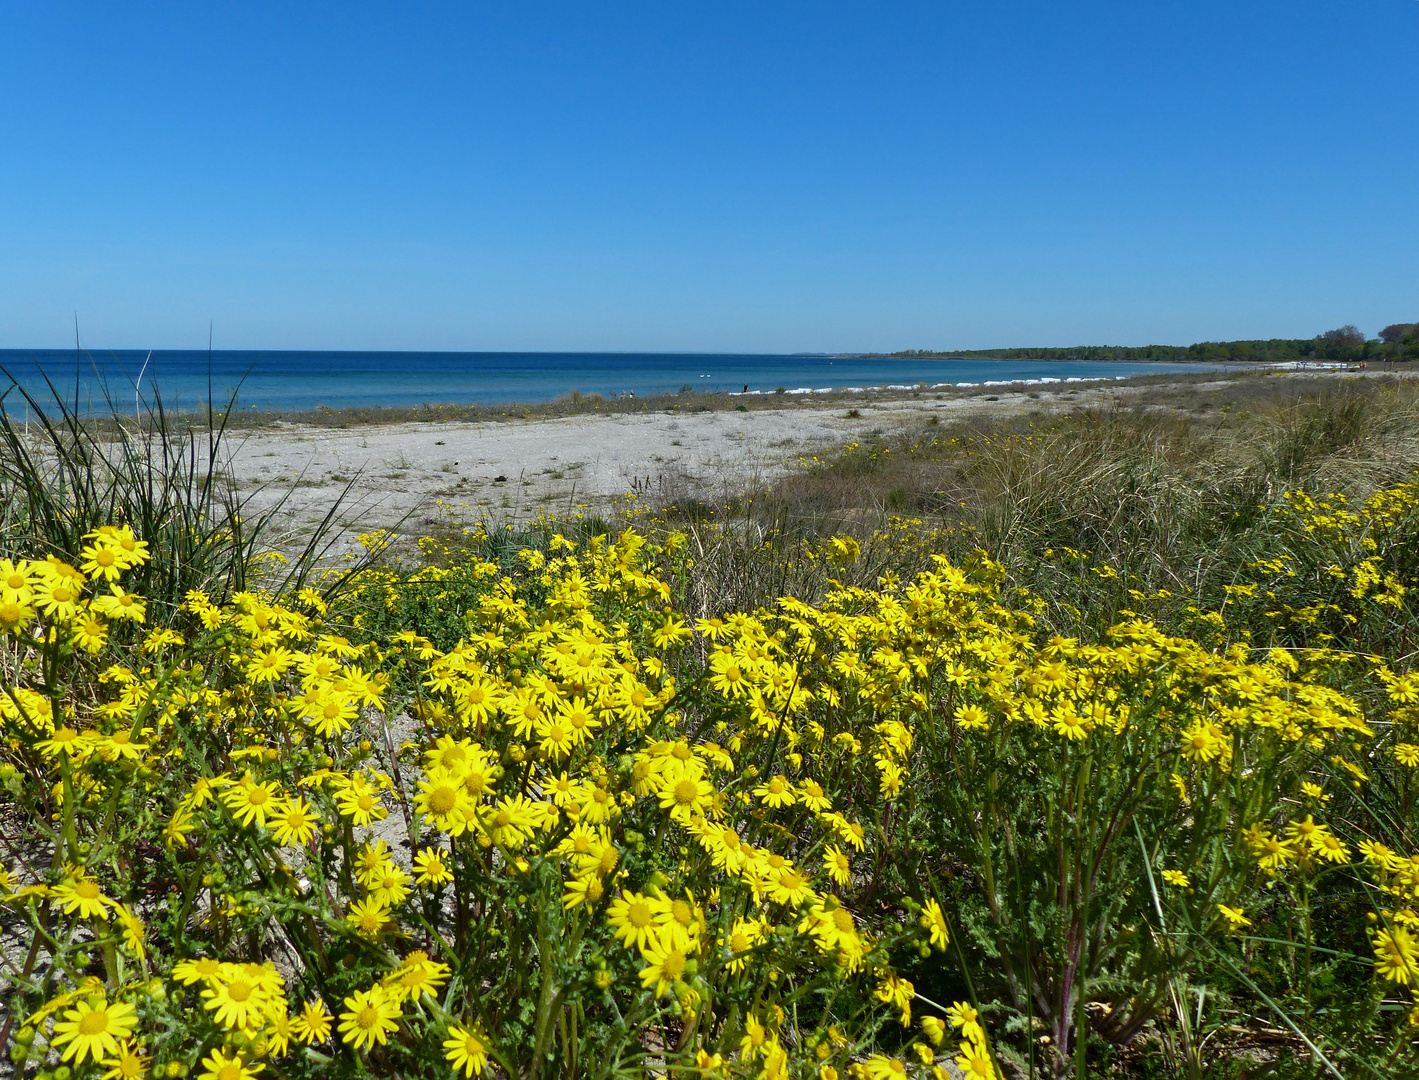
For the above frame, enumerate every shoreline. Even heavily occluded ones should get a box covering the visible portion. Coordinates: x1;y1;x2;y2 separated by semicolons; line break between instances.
24;361;1251;433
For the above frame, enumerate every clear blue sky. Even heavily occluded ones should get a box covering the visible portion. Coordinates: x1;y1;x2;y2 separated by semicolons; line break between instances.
2;1;1416;352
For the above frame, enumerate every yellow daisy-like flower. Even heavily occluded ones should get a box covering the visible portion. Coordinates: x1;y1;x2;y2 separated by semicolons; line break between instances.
1218;904;1253;932
919;899;950;950
346;896;394;939
334;786;389;827
338;985;402;1051
637;928;691;998
197;1047;264;1080
202;967;270;1032
292;998;334;1044
415;769;474;835
863;1056;908;1079
100;1040;149;1080
1375;927;1419;985
444;1023;491;1077
52;876;113;920
70;613;109;653
221;777;285;829
383;950;450;1003
606;890;660;951
79;543;125;582
823;845;852;886
114;903;146;959
270;798;319;847
413;847;454;887
49;996;138;1064
91;586;146;624
35;726;88;759
753;774;796;808
172;955;225;986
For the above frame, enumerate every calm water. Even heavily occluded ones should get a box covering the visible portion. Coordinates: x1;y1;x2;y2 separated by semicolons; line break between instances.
0;350;1213;415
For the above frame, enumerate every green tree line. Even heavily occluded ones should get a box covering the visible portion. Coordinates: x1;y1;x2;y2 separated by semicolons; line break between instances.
864;321;1419;364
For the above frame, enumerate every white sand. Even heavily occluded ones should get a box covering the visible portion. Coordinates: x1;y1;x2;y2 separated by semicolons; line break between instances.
220;376;1246;549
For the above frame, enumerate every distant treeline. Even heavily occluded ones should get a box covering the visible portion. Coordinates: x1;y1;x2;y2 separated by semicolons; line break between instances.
859;323;1419;364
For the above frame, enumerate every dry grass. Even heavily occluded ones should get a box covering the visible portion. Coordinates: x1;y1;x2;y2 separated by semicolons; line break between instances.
657;375;1419;623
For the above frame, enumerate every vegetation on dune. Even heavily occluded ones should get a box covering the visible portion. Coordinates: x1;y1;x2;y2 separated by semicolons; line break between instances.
5;376;1419;1079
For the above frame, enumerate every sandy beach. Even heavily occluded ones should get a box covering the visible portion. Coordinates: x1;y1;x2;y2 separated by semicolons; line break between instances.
225;375;1233;546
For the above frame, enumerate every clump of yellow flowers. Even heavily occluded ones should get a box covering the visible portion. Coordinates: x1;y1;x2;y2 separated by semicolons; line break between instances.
1;506;1416;1078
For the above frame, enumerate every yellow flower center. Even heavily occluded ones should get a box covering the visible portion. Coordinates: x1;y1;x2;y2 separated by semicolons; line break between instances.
832;908;855;933
78;1009;110;1035
218;1065;242;1080
75;880;101;899
5;573;25;589
227;979;254;1003
247;787;269;805
95;550;116;566
661;951;686;981
428;787;458;814
627;901;653;927
493;810;512;828
672;899;693;926
673;779;699;805
358;1005;380;1028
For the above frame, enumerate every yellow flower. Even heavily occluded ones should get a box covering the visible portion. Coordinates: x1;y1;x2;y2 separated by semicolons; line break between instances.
292;998;333;1044
335;786;389;827
1179;721;1225;763
91;586;146;624
270;798;319;846
753;774;796;808
52;876;112;920
202;966;271;1032
659;773;714;820
197;1048;264;1080
919;899;950;950
1161;870;1190;888
863;1056;908;1079
383;951;450;1003
946;1001;984;1044
346;896;393;939
338;985;402;1051
1218;904;1253;932
638;928;691;997
954;1043;997;1079
115;904;146;958
49;996;138;1064
71;613;109;653
172;955;225;985
824;844;852;886
33;573;84;621
246;646;297;683
414;847;454;886
607;890;661;950
100;1040;149;1080
416;769;474;835
444;1024;491;1077
1374;927;1419;985
222;776;285;829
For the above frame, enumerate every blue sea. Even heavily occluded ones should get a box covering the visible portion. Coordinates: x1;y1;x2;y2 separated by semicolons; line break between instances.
0;350;1214;415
